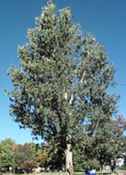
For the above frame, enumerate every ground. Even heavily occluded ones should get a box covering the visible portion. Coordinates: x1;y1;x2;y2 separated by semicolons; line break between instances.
2;171;126;175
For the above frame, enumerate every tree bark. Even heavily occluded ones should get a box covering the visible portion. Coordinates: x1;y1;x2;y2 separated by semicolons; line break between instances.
65;144;73;175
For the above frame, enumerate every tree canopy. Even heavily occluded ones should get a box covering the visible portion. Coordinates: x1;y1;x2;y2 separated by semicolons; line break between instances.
8;2;125;173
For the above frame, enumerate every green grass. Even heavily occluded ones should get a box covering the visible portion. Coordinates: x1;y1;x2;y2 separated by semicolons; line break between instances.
2;172;126;175
2;173;84;175
35;173;83;175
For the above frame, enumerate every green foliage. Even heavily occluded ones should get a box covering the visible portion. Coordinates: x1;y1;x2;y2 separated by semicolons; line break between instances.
34;144;49;168
14;143;36;169
8;1;123;170
0;138;16;168
0;139;50;170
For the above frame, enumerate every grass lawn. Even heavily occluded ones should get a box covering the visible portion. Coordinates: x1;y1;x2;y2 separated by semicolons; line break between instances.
39;173;83;175
2;173;125;175
2;172;126;175
32;173;83;175
2;173;83;175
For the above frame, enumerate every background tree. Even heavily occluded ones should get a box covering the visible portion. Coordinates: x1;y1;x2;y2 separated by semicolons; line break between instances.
9;2;118;174
14;143;36;171
34;144;49;169
0;138;16;171
73;114;126;171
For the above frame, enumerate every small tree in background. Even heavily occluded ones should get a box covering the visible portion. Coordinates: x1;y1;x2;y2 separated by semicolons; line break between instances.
9;1;119;174
14;143;36;171
0;138;16;171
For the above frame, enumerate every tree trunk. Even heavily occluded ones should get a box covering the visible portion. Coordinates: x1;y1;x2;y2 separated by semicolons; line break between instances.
65;144;73;175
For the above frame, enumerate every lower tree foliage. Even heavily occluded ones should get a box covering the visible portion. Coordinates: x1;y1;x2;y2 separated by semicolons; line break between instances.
73;115;126;171
0;133;126;172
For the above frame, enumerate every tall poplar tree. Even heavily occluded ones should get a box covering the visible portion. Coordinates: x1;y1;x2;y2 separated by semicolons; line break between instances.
9;1;117;174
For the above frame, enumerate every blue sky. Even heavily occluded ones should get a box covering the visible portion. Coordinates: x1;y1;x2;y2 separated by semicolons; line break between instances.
0;0;126;144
